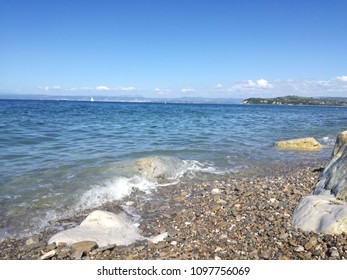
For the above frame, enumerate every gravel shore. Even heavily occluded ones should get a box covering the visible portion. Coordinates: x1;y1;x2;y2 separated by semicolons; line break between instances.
1;160;347;260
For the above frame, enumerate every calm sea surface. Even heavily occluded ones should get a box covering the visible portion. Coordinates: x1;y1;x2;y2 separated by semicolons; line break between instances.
1;99;347;241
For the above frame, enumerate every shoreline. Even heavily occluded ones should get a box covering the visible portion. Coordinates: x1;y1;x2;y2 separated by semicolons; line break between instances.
1;159;347;260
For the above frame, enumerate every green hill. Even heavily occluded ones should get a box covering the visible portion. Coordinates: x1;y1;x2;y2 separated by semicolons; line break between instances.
242;95;347;106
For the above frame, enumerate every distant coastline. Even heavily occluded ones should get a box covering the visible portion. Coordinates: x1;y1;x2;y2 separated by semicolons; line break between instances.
0;94;243;105
242;95;347;106
2;93;347;106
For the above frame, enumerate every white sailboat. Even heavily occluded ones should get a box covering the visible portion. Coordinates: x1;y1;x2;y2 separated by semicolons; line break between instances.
90;97;94;102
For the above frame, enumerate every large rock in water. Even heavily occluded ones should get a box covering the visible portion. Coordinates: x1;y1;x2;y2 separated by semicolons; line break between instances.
48;210;145;247
275;137;322;151
293;131;347;234
135;157;182;182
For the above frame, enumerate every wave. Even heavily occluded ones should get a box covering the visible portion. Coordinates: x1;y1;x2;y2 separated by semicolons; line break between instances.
0;156;242;243
75;156;242;211
318;136;336;147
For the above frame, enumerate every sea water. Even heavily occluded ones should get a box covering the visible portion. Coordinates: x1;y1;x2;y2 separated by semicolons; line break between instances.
1;99;346;241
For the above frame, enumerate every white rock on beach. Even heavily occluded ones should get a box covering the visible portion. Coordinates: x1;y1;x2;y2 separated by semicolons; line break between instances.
48;210;145;247
293;195;347;234
293;131;347;234
148;232;168;244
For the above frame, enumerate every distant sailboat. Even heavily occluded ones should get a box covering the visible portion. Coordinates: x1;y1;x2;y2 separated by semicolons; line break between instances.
90;97;94;102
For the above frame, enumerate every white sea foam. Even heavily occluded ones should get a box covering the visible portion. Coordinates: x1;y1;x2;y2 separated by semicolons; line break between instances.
75;158;202;211
183;159;245;176
319;136;336;147
76;176;156;211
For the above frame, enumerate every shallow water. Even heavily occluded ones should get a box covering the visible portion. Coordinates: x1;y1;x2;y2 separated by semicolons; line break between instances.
0;99;346;241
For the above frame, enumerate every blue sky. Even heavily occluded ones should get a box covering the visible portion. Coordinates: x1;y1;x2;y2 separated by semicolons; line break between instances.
1;0;347;98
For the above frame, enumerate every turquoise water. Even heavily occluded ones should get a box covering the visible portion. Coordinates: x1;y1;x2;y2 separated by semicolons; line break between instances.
1;99;347;241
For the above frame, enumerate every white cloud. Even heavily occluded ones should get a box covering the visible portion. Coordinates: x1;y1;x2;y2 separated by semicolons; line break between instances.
262;77;347;96
154;88;172;95
231;79;273;91
336;76;347;82
96;86;111;91
181;87;195;93
47;85;138;92
119;87;137;91
256;79;273;88
216;76;346;97
38;85;61;91
215;83;223;89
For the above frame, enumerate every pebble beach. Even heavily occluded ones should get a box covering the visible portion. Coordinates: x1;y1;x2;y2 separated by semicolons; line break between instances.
1;160;346;260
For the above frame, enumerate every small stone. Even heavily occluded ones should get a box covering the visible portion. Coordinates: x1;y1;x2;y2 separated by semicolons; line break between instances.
167;228;179;237
312;250;322;257
103;250;111;256
155;242;167;249
214;247;223;252
211;204;221;212
279;233;288;240
170;241;177;246
149;232;168;244
71;249;85;260
40;250;57;260
70;241;98;253
235;185;245;192
159;205;171;211
329;247;340;258
26;235;40;246
213;194;221;202
60;247;71;254
57;251;69;259
173;196;185;202
304;242;314;251
294;245;305;252
289;240;298;246
260;250;271;260
218;199;227;204
57;242;67;249
309;236;318;246
219;234;228;240
211;188;221;195
195;208;203;217
45;243;57;251
278;255;289;260
234;204;242;212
